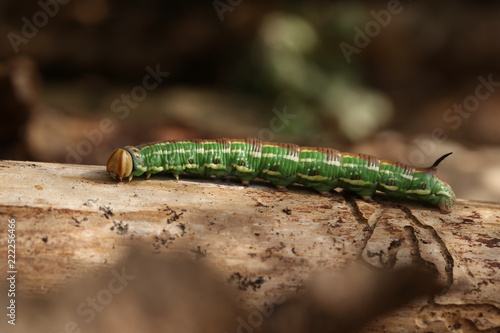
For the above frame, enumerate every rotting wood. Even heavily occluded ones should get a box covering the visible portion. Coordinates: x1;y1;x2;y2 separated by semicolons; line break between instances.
0;160;499;332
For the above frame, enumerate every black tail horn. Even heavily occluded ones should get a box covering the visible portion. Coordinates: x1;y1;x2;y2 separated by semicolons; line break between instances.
431;152;453;168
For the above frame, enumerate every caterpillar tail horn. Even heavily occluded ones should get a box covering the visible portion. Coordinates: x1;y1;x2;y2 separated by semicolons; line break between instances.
425;152;453;175
106;149;133;182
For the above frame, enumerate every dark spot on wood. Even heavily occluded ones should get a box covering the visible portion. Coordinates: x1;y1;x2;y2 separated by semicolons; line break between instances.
466;211;481;219
161;205;184;223
99;206;114;219
366;250;384;258
263;242;286;260
110;220;128;234
476;236;500;248
71;217;81;226
227;272;265;291
389;240;401;250
420;238;431;244
191;246;207;260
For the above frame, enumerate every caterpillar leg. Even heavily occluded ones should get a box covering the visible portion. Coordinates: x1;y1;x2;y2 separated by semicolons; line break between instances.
275;184;288;192
360;195;373;202
146;172;152;179
318;190;332;197
241;179;250;186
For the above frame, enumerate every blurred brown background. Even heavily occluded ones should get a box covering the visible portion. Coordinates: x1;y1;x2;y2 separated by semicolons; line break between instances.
1;0;499;202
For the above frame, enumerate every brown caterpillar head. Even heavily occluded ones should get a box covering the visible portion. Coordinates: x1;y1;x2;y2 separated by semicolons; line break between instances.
106;148;133;181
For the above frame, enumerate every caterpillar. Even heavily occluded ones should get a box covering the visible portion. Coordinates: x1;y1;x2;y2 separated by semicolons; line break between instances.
106;139;456;213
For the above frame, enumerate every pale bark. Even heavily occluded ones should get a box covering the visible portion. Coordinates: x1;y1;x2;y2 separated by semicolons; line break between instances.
0;160;499;332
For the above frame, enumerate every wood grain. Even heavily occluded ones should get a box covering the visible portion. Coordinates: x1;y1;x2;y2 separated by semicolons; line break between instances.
0;160;499;332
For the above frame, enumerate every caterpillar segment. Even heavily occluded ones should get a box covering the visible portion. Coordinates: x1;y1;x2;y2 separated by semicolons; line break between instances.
106;139;455;213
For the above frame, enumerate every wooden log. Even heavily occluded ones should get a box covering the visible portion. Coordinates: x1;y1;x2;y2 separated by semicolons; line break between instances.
0;160;499;332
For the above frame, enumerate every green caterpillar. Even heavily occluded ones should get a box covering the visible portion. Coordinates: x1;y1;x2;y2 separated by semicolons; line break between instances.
106;139;455;213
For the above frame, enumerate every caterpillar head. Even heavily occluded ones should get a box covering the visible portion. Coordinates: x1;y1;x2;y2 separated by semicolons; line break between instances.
106;146;145;181
434;179;456;214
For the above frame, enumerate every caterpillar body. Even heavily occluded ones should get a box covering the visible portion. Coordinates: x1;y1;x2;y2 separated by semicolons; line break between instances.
106;139;455;213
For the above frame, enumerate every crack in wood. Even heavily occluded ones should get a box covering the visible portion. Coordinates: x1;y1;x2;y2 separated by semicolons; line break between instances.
356;204;453;293
401;206;455;291
385;238;403;267
340;192;370;227
403;225;441;281
340;194;436;271
340;192;381;261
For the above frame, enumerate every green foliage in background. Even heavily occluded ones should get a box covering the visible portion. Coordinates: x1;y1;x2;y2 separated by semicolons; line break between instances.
232;3;393;145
